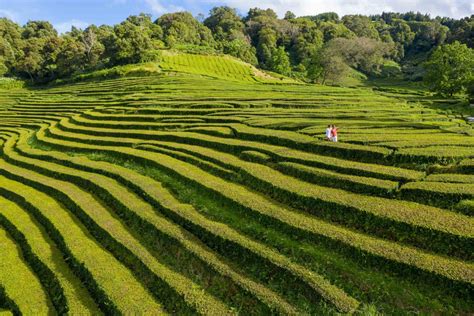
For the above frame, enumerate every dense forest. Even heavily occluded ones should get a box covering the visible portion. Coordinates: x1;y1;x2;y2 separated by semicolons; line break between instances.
0;7;473;95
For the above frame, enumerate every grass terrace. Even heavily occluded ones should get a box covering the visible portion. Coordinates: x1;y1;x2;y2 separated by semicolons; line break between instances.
0;54;472;315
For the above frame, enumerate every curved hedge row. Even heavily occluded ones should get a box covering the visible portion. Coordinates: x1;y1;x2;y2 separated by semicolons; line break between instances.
59;116;424;182
1;134;228;316
24;129;359;313
0;211;68;314
35;126;474;292
1;72;472;314
50;126;470;259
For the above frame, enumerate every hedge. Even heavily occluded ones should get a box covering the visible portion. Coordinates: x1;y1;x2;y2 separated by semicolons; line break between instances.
0;286;20;316
70;114;392;163
12;134;293;315
0;212;67;314
0;141;171;314
0;221;52;315
116;137;473;260
0;192;99;315
393;146;474;164
57;116;424;182
21;131;358;314
34;126;474;294
274;161;398;197
239;150;272;164
400;181;474;212
425;173;474;184
1;135;220;316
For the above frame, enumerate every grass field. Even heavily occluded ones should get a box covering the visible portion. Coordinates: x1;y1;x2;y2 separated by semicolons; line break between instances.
0;53;472;315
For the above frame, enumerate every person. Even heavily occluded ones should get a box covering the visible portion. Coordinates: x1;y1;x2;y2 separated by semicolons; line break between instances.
331;124;339;142
325;125;332;141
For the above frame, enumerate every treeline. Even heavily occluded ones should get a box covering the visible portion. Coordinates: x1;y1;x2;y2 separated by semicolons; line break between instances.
0;7;472;88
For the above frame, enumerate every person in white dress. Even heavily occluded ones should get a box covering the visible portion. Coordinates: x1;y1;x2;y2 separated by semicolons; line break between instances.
325;125;332;141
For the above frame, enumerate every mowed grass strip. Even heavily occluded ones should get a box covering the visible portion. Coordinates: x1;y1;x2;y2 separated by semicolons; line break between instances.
274;161;399;196
425;173;474;184
58;116;423;182
27;132;359;313
127;140;473;259
394;146;474;164
1;133;230;315
400;181;474;213
0;196;98;315
68;114;392;162
0;227;52;315
140;142;398;198
14;132;297;315
0;157;165;314
36;126;474;289
0;285;20;315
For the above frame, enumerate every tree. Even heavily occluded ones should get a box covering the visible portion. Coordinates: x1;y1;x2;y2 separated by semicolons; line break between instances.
467;79;474;104
56;34;86;77
204;6;244;41
308;48;350;84
424;41;474;96
288;18;323;66
15;37;44;80
222;39;258;65
109;14;162;65
342;15;380;39
156;12;214;47
312;12;339;22
446;15;473;48
269;46;291;75
318;21;354;42
204;6;257;64
389;19;415;59
0;57;8;76
15;21;61;81
284;11;296;20
0;18;24;75
22;20;57;39
408;21;448;52
324;37;395;75
468;80;474;103
81;26;105;68
256;27;277;68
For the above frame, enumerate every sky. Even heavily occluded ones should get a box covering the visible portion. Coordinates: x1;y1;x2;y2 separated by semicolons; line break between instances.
0;0;472;33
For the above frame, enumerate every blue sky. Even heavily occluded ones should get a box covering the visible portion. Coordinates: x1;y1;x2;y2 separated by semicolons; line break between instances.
1;0;472;33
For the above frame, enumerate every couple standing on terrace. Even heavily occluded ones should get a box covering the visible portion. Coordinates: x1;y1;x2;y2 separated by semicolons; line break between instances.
325;125;339;142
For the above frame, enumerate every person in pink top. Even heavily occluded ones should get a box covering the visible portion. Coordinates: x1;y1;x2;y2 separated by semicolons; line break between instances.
331;124;339;142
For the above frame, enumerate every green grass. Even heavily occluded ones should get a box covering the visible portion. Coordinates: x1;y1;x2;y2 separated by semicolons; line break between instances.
0;155;163;314
0;226;53;315
0;51;472;314
0;196;98;315
159;51;299;83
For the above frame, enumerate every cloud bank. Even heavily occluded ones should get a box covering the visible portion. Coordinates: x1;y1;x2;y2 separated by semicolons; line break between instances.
202;0;472;18
176;0;472;18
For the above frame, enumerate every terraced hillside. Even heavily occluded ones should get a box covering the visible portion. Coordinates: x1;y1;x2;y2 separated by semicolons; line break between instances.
0;65;472;315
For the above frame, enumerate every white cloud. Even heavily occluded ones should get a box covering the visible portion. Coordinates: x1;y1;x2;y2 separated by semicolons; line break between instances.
201;0;473;18
54;19;90;34
144;0;184;14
